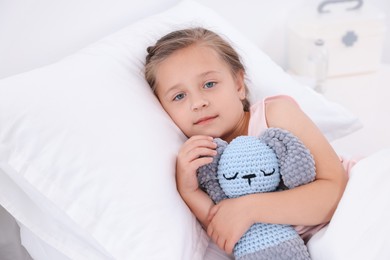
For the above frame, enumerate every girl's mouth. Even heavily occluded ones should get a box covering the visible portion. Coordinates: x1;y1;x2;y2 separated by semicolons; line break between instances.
194;116;217;125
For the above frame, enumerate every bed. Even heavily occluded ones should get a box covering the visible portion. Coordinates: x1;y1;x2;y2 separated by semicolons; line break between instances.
1;0;389;259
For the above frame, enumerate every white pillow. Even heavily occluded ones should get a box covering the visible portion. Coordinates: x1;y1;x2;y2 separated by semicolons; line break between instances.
0;0;361;259
0;0;180;79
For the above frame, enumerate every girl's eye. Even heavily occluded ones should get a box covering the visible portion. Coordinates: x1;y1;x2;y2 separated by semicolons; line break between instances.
204;82;216;89
173;93;186;101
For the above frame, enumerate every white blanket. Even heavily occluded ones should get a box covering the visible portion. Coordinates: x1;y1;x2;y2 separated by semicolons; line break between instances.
307;149;390;259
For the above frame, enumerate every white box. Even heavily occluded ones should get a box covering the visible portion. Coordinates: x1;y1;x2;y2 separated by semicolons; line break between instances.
287;2;386;78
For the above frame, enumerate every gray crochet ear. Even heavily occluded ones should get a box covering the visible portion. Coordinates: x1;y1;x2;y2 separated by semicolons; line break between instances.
196;138;228;204
259;128;316;189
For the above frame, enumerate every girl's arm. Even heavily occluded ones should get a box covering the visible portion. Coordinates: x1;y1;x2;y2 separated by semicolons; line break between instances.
253;96;348;225
175;135;217;227
207;97;348;253
179;189;214;228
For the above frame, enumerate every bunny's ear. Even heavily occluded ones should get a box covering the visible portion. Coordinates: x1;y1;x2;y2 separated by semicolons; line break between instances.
196;138;228;204
260;128;316;189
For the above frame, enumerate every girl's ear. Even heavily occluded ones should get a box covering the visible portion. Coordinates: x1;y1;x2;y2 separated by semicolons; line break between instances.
235;69;246;100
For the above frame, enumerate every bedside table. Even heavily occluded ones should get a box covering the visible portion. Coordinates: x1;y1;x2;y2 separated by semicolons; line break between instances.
322;64;390;157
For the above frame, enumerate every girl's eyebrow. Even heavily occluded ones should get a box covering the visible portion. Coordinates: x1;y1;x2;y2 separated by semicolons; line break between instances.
160;84;180;97
157;84;181;101
199;70;221;78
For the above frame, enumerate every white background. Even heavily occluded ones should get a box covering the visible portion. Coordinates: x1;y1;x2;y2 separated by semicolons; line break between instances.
196;0;390;69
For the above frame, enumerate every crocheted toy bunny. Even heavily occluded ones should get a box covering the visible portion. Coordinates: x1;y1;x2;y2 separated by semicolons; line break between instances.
197;128;316;260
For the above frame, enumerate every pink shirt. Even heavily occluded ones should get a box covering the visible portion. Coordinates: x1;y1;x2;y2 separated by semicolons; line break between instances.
247;95;356;242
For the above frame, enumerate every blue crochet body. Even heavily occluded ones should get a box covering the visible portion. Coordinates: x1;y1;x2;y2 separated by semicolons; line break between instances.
236;223;303;259
197;128;315;260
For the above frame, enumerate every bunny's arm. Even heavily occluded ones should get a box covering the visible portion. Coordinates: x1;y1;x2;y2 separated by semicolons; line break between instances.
197;138;228;204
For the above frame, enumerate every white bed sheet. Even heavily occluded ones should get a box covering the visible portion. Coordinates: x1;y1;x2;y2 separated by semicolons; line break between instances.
19;225;70;260
307;148;390;259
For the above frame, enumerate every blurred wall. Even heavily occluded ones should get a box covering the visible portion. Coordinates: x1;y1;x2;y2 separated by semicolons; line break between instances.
195;0;390;69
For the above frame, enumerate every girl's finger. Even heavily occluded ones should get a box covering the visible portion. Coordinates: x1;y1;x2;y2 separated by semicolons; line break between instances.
190;156;214;171
207;204;219;222
183;136;217;151
187;147;217;162
217;236;226;252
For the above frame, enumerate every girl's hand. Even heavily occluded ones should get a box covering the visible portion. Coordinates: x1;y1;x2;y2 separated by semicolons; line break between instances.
176;135;217;196
206;197;254;254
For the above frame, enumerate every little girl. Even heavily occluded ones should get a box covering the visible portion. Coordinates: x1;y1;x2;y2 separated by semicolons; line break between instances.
144;27;348;256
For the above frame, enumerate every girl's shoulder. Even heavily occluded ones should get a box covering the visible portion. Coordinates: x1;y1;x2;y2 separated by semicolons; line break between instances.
263;94;298;106
248;95;300;137
250;95;299;120
250;94;298;111
263;94;300;116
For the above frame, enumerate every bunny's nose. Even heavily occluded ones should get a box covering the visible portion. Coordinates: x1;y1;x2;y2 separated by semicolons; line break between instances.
242;174;256;186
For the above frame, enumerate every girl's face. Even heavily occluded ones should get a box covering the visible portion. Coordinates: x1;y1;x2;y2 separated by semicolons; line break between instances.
154;44;248;141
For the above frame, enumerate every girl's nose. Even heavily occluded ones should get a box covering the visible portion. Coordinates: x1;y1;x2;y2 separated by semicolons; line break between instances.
191;95;209;111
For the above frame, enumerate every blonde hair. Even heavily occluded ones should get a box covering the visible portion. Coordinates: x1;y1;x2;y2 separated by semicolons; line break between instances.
144;27;250;111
